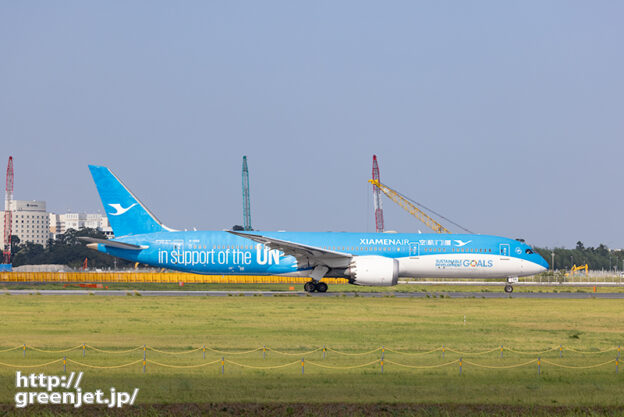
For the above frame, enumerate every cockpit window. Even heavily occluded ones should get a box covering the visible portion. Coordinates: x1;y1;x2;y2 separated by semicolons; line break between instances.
525;249;534;254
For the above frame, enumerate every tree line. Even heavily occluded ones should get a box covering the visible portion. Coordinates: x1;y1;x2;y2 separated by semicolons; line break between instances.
10;228;133;269
534;241;623;272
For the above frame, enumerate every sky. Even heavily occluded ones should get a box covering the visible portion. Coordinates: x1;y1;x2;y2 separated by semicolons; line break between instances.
1;1;622;249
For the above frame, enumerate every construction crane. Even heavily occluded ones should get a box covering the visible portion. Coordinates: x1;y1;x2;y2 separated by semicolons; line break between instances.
372;155;384;233
3;156;14;264
242;155;252;231
571;264;589;276
368;179;450;234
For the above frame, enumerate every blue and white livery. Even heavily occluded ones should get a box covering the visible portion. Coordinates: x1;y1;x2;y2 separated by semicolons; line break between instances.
83;165;549;293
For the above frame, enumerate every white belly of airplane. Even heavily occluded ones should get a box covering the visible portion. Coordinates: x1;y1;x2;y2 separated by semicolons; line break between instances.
397;254;530;279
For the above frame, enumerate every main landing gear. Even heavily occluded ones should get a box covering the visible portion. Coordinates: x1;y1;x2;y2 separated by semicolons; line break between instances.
504;276;519;293
304;281;328;293
304;265;330;293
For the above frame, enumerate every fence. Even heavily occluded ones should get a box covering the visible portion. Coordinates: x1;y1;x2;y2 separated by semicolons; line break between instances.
0;272;348;285
523;273;624;285
3;272;623;286
0;344;620;375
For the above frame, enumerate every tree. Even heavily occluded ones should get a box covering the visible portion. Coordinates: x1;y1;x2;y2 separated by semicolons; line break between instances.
11;228;132;269
535;243;624;272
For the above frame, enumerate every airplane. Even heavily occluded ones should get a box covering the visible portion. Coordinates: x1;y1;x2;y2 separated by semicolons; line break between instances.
81;165;549;293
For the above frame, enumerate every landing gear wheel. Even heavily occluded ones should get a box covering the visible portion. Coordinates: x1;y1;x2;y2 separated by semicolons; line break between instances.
504;285;514;293
304;281;317;293
316;282;328;293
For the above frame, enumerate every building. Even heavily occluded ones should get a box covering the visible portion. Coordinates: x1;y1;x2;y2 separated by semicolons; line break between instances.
0;199;114;249
49;212;113;238
0;200;50;247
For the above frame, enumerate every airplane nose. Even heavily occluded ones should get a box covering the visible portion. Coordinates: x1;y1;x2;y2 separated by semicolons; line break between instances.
525;257;548;275
537;254;549;271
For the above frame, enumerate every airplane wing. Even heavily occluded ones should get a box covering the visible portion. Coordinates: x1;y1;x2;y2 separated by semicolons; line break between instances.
226;231;352;270
78;237;146;251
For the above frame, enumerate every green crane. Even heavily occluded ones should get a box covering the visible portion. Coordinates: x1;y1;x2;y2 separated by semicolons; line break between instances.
242;156;252;231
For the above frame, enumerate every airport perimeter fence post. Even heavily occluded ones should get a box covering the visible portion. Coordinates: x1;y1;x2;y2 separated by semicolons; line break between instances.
381;348;385;375
538;357;541;376
143;345;146;374
63;356;66;373
221;357;224;375
301;358;304;375
559;344;562;358
203;345;206;360
459;357;462;375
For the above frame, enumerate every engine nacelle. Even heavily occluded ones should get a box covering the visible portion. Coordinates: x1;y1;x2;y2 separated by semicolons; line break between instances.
345;255;399;286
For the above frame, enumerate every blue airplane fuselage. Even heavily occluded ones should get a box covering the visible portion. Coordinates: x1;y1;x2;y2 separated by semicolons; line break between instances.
85;165;549;287
97;230;548;279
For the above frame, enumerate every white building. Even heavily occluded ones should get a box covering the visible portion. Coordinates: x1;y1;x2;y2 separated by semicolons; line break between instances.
0;200;50;247
49;212;113;238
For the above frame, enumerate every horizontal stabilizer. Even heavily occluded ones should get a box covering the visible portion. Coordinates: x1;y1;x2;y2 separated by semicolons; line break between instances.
78;237;146;251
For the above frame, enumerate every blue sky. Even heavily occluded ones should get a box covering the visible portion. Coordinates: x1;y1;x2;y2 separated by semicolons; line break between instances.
1;1;622;248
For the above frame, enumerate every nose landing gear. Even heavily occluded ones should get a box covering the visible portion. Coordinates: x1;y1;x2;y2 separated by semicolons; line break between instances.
304;281;328;293
504;277;518;293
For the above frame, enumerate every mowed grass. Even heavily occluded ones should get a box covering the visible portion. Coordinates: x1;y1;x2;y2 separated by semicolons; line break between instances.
0;295;623;407
4;281;624;293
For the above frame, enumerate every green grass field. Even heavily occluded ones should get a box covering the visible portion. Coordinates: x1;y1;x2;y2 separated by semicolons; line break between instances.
1;295;623;415
3;281;624;293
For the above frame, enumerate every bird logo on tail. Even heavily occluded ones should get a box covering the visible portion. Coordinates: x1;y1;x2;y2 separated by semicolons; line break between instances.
108;203;138;216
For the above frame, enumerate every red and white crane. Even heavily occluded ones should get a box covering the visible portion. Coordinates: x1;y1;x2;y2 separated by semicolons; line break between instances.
370;155;472;234
3;156;14;264
372;155;384;233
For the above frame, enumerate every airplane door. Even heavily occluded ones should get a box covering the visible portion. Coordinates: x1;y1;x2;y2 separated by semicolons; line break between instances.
409;243;420;257
499;244;510;257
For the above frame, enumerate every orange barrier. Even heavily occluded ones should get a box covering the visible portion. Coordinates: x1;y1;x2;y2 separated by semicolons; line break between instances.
0;272;348;285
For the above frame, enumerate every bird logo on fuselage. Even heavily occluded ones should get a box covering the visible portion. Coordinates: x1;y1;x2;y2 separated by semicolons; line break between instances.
454;240;472;247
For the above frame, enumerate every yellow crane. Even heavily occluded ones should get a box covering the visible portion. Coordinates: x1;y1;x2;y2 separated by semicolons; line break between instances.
570;264;589;276
368;179;450;234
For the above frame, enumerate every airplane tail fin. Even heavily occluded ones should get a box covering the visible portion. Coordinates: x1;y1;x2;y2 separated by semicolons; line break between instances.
88;165;171;237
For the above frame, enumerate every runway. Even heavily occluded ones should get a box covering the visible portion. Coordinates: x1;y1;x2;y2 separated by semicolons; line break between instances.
3;289;624;299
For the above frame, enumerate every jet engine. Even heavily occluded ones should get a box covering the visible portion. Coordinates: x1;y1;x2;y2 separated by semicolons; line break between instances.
345;255;399;286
